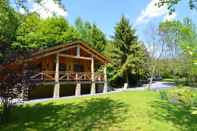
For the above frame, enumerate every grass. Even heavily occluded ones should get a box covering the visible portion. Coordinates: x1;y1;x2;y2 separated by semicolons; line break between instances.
0;91;197;131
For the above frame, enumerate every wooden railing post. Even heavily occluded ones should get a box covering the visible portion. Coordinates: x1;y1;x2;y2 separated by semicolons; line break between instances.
91;56;96;95
53;53;60;98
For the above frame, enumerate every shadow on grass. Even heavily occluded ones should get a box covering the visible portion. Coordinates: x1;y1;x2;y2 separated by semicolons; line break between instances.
0;97;128;131
150;100;197;131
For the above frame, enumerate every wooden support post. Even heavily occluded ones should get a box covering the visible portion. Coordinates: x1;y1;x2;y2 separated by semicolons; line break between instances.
91;83;96;95
91;57;96;95
76;45;80;57
53;53;60;98
103;65;108;93
75;83;81;96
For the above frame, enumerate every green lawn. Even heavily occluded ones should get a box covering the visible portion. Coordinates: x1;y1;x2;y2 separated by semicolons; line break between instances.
0;91;197;131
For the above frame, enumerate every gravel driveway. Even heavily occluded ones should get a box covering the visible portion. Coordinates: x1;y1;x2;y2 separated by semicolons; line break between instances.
148;81;175;90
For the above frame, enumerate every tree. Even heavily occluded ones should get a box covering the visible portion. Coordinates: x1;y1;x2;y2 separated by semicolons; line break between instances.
111;16;146;88
145;24;167;89
13;14;79;50
75;17;106;52
158;19;197;84
159;21;183;57
0;0;21;63
90;24;106;52
179;19;197;84
156;0;197;13
75;17;92;43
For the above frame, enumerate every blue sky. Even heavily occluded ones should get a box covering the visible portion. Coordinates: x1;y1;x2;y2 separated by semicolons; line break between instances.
63;0;197;41
17;0;197;42
65;0;149;37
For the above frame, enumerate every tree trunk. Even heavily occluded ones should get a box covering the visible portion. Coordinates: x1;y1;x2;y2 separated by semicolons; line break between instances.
148;65;156;90
126;72;129;85
124;72;129;90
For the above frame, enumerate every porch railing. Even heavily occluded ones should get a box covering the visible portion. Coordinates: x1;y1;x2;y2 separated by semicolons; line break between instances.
30;71;55;81
30;71;104;81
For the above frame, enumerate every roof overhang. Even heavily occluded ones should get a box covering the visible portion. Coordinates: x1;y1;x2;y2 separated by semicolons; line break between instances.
25;41;110;64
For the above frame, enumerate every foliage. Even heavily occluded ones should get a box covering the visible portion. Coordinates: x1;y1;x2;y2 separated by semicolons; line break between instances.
159;21;182;57
158;87;197;128
110;16;148;86
161;87;194;106
75;17;107;52
0;0;18;44
0;66;34;123
159;19;197;85
13;14;79;50
0;0;21;62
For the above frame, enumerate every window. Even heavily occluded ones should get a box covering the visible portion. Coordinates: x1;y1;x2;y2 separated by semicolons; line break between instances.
67;64;72;71
60;64;66;71
53;63;66;71
74;64;84;72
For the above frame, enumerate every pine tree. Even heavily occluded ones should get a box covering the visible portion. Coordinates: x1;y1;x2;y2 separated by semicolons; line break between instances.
111;16;146;86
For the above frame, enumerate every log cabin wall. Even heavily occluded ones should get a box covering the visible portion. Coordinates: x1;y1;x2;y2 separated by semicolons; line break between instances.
36;46;94;73
37;55;92;72
41;55;55;71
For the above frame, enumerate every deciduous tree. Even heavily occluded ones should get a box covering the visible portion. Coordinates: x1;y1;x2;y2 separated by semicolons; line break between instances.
75;17;106;52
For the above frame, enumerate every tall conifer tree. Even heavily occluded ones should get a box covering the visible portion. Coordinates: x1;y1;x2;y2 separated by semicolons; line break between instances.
112;16;146;86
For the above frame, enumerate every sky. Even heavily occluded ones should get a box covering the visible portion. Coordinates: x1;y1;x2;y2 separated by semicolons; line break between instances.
17;0;197;42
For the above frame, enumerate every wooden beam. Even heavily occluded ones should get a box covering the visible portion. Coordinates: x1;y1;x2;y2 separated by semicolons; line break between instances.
79;42;110;63
79;45;106;64
59;54;92;60
32;41;80;56
25;45;77;62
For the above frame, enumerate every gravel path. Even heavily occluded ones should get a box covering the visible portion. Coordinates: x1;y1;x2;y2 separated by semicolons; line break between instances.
148;81;175;90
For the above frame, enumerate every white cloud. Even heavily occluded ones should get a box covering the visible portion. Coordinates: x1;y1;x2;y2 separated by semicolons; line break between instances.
31;0;68;19
163;12;177;21
18;7;26;14
136;0;176;25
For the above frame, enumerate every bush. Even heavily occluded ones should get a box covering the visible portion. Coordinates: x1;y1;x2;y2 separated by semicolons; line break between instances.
160;87;195;107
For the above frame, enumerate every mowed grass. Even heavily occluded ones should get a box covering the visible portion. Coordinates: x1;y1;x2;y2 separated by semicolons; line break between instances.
1;91;197;131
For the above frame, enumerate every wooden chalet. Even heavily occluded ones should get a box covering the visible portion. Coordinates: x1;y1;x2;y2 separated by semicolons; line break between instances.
13;41;109;98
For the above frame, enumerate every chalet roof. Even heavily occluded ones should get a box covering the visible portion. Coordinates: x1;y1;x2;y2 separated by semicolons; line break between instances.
27;41;110;64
